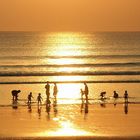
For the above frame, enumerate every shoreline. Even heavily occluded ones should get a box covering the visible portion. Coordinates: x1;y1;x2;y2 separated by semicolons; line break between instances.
0;98;140;108
0;101;140;107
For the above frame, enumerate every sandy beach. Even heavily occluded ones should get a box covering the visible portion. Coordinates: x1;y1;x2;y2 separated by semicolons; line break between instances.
0;103;140;139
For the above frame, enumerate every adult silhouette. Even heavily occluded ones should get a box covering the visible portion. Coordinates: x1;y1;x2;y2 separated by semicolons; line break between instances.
84;82;89;104
45;81;50;100
124;90;128;103
53;83;58;99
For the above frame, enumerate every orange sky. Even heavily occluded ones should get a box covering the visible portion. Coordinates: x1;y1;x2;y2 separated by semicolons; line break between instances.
0;0;140;31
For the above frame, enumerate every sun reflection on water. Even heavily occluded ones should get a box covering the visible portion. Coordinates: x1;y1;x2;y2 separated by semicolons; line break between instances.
44;32;88;64
44;32;92;100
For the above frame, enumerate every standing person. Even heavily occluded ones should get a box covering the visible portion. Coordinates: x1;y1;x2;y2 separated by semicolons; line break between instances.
53;83;58;99
45;81;50;100
37;93;43;105
84;82;89;103
124;90;128;103
27;92;34;104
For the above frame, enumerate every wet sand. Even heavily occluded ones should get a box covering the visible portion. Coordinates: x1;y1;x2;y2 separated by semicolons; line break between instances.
0;104;140;139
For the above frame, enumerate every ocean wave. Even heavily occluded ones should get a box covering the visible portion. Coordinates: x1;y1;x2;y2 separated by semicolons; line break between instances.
0;62;140;68
0;80;140;84
0;54;140;59
0;71;140;77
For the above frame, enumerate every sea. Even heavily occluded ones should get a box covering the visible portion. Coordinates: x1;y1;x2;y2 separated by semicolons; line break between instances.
0;31;140;106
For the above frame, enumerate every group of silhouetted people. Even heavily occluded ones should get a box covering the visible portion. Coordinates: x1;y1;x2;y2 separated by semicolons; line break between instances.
11;82;58;107
113;90;129;103
11;82;129;109
99;90;129;103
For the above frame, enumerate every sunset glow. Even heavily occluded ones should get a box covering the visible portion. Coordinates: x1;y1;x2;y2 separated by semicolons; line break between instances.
0;0;140;31
0;0;140;139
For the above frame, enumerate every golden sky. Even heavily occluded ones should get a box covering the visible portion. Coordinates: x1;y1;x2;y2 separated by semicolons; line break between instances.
0;0;140;31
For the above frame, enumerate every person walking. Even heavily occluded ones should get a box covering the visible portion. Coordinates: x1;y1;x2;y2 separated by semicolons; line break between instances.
37;93;43;105
27;92;34;104
84;82;89;103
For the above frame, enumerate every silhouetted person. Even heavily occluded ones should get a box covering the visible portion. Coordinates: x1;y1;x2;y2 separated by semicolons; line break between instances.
80;89;84;100
27;92;34;104
100;91;106;100
113;91;119;106
124;90;128;103
37;93;43;105
113;91;119;99
45;81;50;101
11;90;21;101
53;83;58;99
80;90;89;114
84;82;89;103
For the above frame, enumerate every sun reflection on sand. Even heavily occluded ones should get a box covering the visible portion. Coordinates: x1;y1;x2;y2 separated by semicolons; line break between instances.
38;120;93;136
49;121;91;136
